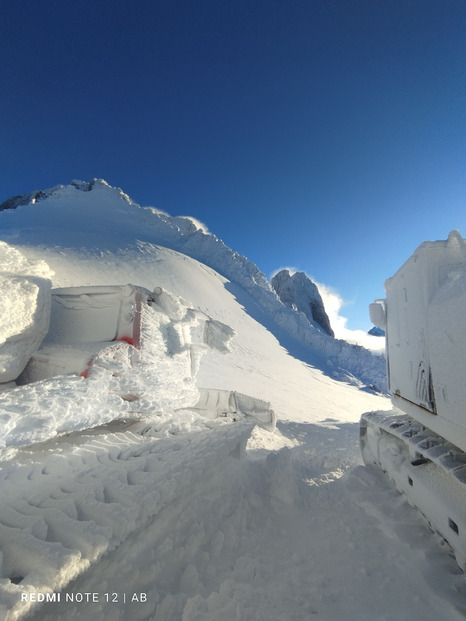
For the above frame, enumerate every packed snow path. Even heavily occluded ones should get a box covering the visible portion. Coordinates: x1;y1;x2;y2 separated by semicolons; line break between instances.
5;420;465;621
0;417;254;621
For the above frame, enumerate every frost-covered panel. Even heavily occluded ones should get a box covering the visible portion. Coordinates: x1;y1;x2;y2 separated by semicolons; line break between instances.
428;269;466;433
384;231;466;449
385;254;433;411
46;286;127;344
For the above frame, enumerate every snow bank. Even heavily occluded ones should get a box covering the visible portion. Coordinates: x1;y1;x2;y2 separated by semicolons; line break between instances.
0;243;53;384
0;284;236;452
136;204;387;391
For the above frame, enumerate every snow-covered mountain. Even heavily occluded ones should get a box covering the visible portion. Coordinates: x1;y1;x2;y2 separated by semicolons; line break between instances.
0;180;465;621
271;269;334;337
1;179;385;392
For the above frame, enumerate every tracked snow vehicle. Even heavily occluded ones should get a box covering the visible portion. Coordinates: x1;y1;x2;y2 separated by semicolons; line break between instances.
360;230;466;569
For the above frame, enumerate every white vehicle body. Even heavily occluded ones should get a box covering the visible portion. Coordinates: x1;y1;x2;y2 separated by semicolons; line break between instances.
361;230;466;569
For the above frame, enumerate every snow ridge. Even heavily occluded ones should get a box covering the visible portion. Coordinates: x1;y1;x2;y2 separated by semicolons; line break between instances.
0;179;134;213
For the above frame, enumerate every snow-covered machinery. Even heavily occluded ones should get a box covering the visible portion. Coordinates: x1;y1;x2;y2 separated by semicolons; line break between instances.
0;280;275;434
360;230;466;569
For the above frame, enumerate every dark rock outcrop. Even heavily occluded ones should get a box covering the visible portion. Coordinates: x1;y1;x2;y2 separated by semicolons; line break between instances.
271;269;334;337
368;326;385;337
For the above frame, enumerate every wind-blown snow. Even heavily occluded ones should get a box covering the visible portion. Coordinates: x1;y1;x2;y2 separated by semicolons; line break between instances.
317;280;386;352
0;180;465;620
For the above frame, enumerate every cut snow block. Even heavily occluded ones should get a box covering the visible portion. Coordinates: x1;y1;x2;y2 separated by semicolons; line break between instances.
0;275;51;384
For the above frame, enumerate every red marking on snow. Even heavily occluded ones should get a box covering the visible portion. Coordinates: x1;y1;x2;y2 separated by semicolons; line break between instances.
80;287;145;380
80;357;95;379
118;336;134;346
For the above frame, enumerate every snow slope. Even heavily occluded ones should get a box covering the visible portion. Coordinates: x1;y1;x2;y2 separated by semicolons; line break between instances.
0;180;465;620
0;179;386;392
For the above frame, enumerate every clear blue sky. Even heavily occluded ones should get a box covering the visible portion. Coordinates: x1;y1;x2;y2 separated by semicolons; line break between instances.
2;0;466;330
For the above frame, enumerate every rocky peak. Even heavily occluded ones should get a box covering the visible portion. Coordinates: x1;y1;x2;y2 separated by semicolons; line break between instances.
271;269;334;337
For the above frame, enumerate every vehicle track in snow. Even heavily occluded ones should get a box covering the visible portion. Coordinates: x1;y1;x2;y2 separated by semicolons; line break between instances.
0;417;253;621
29;421;466;621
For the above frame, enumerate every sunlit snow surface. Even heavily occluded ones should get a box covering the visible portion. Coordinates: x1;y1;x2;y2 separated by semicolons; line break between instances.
0;180;465;620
